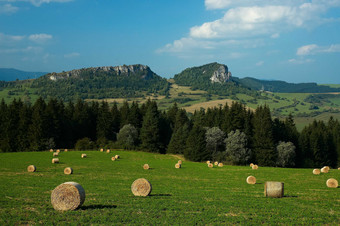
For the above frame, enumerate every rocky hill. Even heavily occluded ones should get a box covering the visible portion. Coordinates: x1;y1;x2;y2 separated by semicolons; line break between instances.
30;64;169;100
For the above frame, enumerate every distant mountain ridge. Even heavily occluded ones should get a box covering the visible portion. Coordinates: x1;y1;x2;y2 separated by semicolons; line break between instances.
0;68;47;81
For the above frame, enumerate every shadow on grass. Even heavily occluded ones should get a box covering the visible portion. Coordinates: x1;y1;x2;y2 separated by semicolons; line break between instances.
149;194;172;197
255;183;263;185
284;195;298;198
80;204;117;210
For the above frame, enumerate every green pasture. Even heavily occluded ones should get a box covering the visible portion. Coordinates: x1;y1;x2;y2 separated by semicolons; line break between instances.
0;150;339;225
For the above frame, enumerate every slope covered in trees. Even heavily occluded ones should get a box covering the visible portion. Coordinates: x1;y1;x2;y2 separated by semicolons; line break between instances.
30;64;169;101
1;97;338;168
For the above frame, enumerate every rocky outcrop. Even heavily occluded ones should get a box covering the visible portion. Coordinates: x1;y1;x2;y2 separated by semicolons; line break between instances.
48;64;152;81
210;65;231;84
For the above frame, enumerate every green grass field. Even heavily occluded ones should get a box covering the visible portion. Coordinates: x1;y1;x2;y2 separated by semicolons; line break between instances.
0;150;339;225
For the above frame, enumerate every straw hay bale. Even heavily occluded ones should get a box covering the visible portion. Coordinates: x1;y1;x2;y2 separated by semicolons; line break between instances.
53;152;59;156
81;154;87;158
115;155;120;159
338;167;340;170
131;178;152;196
143;164;150;170
64;167;73;175
313;169;321;175
326;178;338;188
56;149;60;153
52;158;59;164
214;161;218;166
49;149;54;152
178;160;182;164
252;164;258;170
250;163;254;167
51;182;85;211
206;161;211;164
323;166;330;171
27;165;36;172
64;149;68;152
175;163;181;168
246;176;256;184
100;148;104;152
264;181;284;198
321;167;329;173
111;157;116;161
208;163;213;168
106;149;110;153
218;163;223;167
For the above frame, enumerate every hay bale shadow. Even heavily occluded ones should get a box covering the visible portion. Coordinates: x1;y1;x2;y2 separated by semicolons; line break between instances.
284;195;298;198
149;194;172;197
80;204;117;210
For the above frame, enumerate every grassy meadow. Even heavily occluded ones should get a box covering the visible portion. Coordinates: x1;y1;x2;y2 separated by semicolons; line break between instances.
0;150;339;225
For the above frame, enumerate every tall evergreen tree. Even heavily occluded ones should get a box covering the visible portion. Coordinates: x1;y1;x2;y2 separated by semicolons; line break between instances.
96;101;115;142
184;125;209;161
140;100;162;153
252;105;276;166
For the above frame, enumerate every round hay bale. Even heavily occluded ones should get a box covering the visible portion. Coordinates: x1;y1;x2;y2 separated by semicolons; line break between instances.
313;169;321;175
338;167;340;170
178;160;182;164
27;165;36;172
214;161;218;166
131;178;152;196
143;164;150;170
64;167;73;175
264;181;284;198
64;149;68;152
175;163;181;168
52;158;59;164
218;163;223;167
56;149;60;153
246;176;256;184
321;167;329;173
326;178;338;188
53;152;59;156
252;164;258;170
323;166;330;171
51;182;85;211
115;155;120;159
208;163;213;168
106;149;110;153
49;149;54;152
100;148;104;152
206;161;211;164
250;163;254;167
111;157;116;161
81;154;87;158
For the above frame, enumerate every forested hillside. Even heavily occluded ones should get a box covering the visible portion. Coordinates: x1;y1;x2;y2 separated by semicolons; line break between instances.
30;64;169;101
0;68;47;81
1;97;338;168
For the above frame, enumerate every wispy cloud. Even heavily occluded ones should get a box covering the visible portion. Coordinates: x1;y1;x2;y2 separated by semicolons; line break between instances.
159;0;340;56
256;61;264;66
28;33;52;43
288;58;315;64
64;52;80;58
297;44;340;55
0;0;73;7
0;3;18;14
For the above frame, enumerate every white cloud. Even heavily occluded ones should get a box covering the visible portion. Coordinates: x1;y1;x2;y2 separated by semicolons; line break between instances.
0;0;73;7
64;52;80;58
28;33;52;43
0;3;18;14
296;44;340;55
256;61;264;66
160;0;340;55
288;58;314;64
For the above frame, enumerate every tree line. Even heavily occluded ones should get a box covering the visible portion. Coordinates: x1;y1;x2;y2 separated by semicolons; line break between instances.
0;97;338;168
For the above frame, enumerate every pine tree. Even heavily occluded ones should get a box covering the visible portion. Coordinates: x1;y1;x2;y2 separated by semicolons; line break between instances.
252;105;276;166
140;101;162;152
184;125;209;161
96;101;115;142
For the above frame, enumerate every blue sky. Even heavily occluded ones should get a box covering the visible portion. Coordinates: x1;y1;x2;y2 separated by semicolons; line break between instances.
1;0;340;83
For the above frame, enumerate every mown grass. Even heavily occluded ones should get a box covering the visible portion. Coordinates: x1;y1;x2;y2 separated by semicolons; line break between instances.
0;150;339;225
